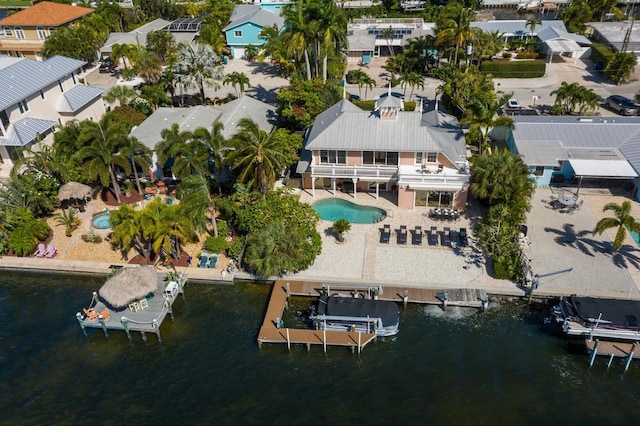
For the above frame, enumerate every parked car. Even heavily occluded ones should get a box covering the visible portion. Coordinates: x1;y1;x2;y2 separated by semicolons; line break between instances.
99;57;116;73
379;91;404;100
171;94;199;107
603;95;638;116
507;99;522;109
348;93;360;101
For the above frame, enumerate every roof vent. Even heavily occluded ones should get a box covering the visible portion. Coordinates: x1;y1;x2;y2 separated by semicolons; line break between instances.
579;118;592;122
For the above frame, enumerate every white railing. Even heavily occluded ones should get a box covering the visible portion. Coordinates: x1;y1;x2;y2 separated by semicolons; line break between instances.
397;174;469;187
311;164;397;179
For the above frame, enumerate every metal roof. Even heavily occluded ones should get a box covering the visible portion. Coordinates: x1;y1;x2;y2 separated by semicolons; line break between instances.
0;55;85;111
569;159;638;177
510;116;640;173
58;85;104;113
471;20;566;36
223;5;284;31
0;117;56;146
100;19;171;53
588;21;640;53
305;99;466;167
537;26;591;45
215;96;277;138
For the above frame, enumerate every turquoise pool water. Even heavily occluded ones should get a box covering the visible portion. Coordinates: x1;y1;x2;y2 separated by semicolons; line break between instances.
312;198;387;224
91;213;111;230
630;229;640;247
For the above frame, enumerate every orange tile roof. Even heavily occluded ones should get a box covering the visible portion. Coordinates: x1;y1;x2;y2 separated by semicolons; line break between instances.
0;1;94;27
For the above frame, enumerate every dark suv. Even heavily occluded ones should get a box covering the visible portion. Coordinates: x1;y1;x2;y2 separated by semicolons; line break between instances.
99;57;117;73
604;95;638;116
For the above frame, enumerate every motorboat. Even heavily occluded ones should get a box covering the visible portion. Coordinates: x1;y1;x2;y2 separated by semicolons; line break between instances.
310;294;400;337
517;0;541;11
552;295;640;341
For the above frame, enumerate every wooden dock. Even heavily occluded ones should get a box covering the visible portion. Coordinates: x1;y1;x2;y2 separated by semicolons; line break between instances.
257;280;488;352
585;339;640;371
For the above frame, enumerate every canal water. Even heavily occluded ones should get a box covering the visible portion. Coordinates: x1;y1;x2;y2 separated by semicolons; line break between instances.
1;272;640;424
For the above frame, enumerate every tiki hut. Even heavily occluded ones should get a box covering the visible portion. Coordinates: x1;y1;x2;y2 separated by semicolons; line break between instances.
98;266;161;310
57;181;92;202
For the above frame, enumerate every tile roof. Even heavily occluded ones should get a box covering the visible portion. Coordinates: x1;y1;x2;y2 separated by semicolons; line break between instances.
0;55;85;111
0;1;93;26
0;117;56;146
58;85;104;113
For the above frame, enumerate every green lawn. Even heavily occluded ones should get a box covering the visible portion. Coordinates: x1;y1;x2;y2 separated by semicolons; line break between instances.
0;1;32;7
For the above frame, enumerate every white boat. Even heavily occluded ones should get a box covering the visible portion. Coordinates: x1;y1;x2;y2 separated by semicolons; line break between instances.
310;295;400;337
517;0;541;11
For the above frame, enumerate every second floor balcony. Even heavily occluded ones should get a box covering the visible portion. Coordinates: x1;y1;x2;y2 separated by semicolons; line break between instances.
311;164;397;180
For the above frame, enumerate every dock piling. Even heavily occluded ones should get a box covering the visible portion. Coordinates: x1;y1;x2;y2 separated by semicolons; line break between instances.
306;342;311;351
141;331;147;343
152;319;162;343
76;312;87;336
589;339;600;367
286;328;290;351
323;328;327;353
607;353;615;369
98;314;109;338
285;282;290;298
625;343;638;372
165;299;174;320
121;317;132;341
403;290;408;309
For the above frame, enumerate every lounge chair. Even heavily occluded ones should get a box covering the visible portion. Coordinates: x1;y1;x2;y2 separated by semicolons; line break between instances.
34;243;46;257
397;225;407;244
198;253;209;268
459;228;468;247
412;226;422;245
208;253;219;269
83;308;98;322
44;244;57;258
380;224;391;243
428;226;438;245
99;308;111;321
442;227;452;247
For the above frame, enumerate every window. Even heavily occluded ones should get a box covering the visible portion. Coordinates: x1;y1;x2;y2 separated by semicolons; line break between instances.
234;30;243;37
40;90;45;100
533;166;545;176
48;27;55;35
15;27;25;39
58;80;64;93
427;152;437;163
4;27;12;37
415;152;423;165
18;99;29;114
319;150;346;164
552;161;564;172
37;27;47;40
363;151;398;165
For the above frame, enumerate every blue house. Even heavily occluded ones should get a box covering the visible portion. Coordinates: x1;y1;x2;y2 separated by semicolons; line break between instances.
223;3;286;59
506;116;640;198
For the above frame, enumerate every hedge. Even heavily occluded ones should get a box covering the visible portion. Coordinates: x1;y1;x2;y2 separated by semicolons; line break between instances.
589;42;615;67
480;60;546;78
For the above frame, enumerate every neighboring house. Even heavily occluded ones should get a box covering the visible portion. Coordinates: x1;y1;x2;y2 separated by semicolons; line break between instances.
0;1;94;60
130;96;277;179
298;97;470;209
100;18;201;58
587;21;640;60
223;3;285;59
505;116;640;197
0;55;105;177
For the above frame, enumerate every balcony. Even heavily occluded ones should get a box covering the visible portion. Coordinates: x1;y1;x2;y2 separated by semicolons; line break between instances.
311;164;397;180
397;165;469;190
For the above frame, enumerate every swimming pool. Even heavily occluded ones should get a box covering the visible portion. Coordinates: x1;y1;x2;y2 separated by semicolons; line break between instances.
630;229;640;247
312;198;387;224
91;213;111;230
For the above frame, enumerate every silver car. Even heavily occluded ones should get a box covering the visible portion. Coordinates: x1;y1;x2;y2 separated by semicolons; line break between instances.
604;95;638;115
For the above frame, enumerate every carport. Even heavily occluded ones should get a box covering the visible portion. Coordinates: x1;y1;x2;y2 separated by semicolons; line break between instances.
568;159;638;194
537;26;591;63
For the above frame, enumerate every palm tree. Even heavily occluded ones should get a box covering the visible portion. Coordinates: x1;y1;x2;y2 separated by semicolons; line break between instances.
223;71;251;97
361;74;376;100
282;0;313;80
550;81;581;114
227;118;286;195
155;123;209;180
111;43;137;70
332;218;351;242
104;85;137;106
155;123;193;178
316;1;347;82
146;29;175;64
192;121;229;194
526;18;541;38
399;71;424;100
347;69;368;98
141;198;197;261
55;208;81;237
594;201;640;252
382;27;396;57
178;175;219;237
121;136;151;198
460;92;515;154
77;115;131;204
436;5;477;65
135;49;163;84
174;42;224;102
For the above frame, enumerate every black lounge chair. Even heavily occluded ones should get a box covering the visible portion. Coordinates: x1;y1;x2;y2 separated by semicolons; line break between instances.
397;225;407;244
380;224;391;243
442;227;452;247
428;226;438;245
459;228;468;247
412;226;422;245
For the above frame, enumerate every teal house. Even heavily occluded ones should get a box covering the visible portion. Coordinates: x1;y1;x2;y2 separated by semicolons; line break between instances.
223;2;286;59
505;116;640;198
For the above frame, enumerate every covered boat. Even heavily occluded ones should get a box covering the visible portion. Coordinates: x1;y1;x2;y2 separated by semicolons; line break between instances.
552;295;640;341
310;295;399;337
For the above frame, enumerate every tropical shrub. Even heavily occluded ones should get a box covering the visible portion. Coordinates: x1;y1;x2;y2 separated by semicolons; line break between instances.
404;101;416;111
481;60;545;78
204;235;228;254
226;238;244;260
130;97;153;116
8;219;51;257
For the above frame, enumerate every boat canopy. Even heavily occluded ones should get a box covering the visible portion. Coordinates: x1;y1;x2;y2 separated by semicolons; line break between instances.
317;295;399;327
563;296;640;329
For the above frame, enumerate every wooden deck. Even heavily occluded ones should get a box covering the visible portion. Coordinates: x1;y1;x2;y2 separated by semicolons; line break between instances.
77;275;186;337
257;281;377;352
585;340;640;359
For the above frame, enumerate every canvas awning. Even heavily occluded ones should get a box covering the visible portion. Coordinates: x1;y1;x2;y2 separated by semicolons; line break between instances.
568;159;638;178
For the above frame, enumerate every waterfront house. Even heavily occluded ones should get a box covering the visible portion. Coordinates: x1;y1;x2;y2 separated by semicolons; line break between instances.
130;96;277;180
0;55;105;177
298;97;470;209
0;1;94;60
587;21;640;59
505;116;640;197
223;2;286;59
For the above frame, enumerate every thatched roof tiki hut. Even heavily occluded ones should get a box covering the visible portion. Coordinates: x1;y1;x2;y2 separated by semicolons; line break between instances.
98;266;161;310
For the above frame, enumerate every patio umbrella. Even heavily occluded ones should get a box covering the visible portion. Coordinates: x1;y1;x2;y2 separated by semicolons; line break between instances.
57;181;92;202
98;266;161;309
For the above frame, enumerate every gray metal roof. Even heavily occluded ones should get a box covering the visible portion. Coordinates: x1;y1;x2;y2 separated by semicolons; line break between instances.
101;19;171;53
305;99;466;165
215;95;277;138
471;20;566;36
347;31;376;51
0;118;56;146
223;5;284;31
0;55;85;111
588;21;640;53
537;26;590;45
58;85;104;113
510;116;640;172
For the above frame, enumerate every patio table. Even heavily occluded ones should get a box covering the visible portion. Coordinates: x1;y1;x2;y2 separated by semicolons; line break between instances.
558;196;576;207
